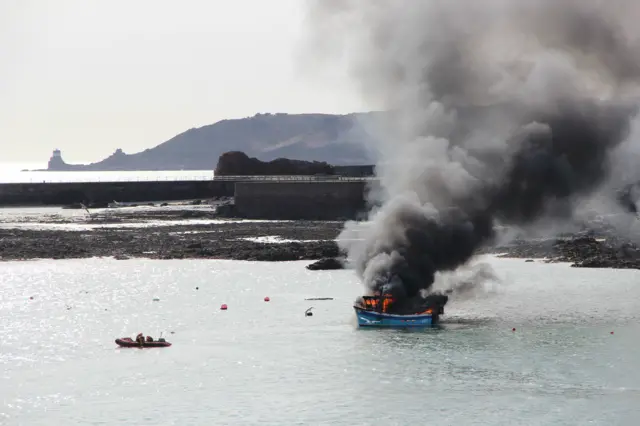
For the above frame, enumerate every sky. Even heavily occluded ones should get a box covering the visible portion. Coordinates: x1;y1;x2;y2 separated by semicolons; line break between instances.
0;0;363;164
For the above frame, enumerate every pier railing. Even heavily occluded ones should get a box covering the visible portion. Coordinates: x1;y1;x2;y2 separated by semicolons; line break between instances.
0;174;376;185
212;175;375;182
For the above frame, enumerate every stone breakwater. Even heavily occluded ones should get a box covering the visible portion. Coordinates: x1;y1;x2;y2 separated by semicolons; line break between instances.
0;181;234;206
0;179;371;221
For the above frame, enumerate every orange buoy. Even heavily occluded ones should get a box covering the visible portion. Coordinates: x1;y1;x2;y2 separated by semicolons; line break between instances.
264;297;270;302
220;304;228;310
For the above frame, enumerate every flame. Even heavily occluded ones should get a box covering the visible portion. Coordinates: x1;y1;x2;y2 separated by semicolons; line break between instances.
382;297;391;313
360;294;395;313
358;293;437;316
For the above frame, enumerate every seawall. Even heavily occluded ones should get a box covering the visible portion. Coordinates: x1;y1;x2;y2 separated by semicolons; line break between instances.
0;181;235;206
234;181;369;220
0;178;377;220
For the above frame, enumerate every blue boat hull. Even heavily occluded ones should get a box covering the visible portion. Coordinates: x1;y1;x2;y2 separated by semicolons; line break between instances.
354;306;436;328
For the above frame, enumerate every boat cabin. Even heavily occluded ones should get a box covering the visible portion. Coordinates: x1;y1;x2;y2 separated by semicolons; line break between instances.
360;294;395;313
358;293;436;315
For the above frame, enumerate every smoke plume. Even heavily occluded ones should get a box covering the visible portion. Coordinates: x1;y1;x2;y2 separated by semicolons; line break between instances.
303;0;640;300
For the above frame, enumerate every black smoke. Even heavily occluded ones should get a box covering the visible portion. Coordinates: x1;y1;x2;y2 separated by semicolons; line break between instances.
303;0;640;300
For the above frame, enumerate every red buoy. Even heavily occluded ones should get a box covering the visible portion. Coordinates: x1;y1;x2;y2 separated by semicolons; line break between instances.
264;297;270;302
29;296;34;300
610;331;614;335
512;328;516;332
220;304;228;310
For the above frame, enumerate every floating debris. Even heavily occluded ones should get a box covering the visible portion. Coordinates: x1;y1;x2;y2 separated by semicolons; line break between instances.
304;297;333;301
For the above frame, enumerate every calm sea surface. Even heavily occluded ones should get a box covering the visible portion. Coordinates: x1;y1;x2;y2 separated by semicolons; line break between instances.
1;256;639;425
0;162;213;183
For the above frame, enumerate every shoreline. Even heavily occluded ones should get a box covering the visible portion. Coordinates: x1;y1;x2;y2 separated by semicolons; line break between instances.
1;205;640;270
0;207;343;262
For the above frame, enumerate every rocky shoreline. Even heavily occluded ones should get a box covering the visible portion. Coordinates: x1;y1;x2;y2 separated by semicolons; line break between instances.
483;233;640;269
0;211;343;262
1;206;640;270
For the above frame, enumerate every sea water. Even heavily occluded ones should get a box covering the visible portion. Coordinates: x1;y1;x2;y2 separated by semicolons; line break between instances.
1;256;639;425
0;162;214;184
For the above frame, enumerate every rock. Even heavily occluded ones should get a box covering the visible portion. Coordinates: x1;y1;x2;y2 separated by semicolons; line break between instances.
0;215;343;263
215;151;334;176
180;210;209;218
214;203;237;218
488;229;640;270
306;257;344;270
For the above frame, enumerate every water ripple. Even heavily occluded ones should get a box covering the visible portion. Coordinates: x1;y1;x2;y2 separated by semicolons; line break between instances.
1;257;639;425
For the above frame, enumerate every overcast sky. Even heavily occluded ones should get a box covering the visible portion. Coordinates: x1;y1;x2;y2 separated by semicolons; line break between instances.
1;0;363;164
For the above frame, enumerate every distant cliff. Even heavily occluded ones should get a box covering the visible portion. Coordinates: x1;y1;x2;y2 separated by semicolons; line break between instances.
46;112;382;171
47;149;130;171
215;151;335;176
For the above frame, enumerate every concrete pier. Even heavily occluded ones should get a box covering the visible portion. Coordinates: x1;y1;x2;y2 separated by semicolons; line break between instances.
0;180;235;206
0;176;376;220
234;181;368;220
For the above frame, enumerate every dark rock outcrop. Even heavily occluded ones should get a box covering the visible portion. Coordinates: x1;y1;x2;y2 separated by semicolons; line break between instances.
215;151;334;176
0;213;344;262
488;232;640;270
306;257;345;270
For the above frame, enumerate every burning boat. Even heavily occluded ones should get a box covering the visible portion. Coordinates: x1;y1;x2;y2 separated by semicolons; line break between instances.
353;292;448;328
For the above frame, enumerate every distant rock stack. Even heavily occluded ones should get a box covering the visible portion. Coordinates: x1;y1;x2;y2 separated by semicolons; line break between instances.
47;149;70;171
